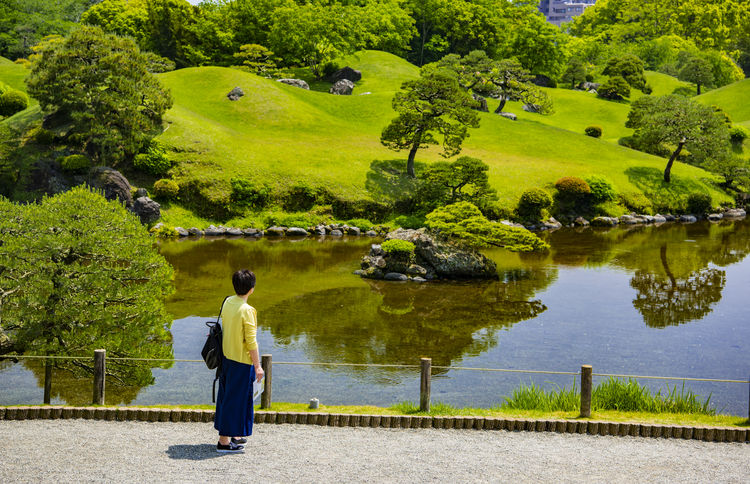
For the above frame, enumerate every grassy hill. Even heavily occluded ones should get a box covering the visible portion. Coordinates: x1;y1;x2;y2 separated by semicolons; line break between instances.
696;79;750;124
0;57;29;93
156;50;729;219
0;51;736;221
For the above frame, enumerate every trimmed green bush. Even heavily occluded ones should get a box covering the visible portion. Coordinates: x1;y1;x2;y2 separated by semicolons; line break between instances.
150;223;179;238
381;239;415;255
0;89;29;117
29;127;56;145
598;76;630;100
282;183;321;212
516;187;552;221
729;126;748;144
642;84;653;95
345;218;374;230
153;178;180;200
619;191;653;214
554;177;591;203
59;154;91;174
685;193;712;215
584;125;602;138
584;174;616;204
133;143;172;176
230;177;272;209
393;214;425;229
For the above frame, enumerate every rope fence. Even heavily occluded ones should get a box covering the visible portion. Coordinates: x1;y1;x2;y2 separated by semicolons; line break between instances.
3;352;749;417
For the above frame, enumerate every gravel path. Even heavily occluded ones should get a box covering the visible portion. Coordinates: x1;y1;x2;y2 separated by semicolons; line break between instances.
1;420;748;483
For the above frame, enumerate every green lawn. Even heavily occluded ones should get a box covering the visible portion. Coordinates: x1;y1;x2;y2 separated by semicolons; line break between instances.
696;78;750;124
156;52;731;213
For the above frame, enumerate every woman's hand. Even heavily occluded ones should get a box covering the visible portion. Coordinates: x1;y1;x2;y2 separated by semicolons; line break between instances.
255;366;265;383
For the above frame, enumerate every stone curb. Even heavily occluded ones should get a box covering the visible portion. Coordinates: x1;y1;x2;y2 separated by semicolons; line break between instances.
1;407;747;443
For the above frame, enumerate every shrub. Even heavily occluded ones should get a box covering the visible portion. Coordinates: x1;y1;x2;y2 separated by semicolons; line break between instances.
729;126;748;144
28;127;56;145
584;175;616;204
150;223;178;238
0;89;29;117
516;188;553;221
393;214;425;229
554;177;591;204
230;177;272;209
642;84;653;95
282;183;320;212
685;193;712;215
618;191;653;214
672;85;696;97
345;218;374;230
153;178;179;200
264;211;319;228
584;125;602;138
133;143;172;176
598;76;630;100
59;154;91;174
0;81;9;96
381;239;415;255
585;74;594;82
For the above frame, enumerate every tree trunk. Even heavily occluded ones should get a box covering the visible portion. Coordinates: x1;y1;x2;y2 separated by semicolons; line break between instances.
44;357;52;404
407;143;419;178
494;97;508;114
664;142;685;183
697;83;701;95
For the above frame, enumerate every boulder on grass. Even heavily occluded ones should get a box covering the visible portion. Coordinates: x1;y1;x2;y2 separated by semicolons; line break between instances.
498;112;517;121
329;79;355;95
132;197;160;225
472;94;488;112
227;87;244;101
88;167;132;206
277;79;310;90
327;66;362;83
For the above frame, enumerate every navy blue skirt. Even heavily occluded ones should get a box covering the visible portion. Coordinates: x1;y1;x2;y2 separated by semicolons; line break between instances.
214;357;255;436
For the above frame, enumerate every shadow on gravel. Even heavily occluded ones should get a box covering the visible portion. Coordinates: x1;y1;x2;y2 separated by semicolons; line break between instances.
167;444;235;460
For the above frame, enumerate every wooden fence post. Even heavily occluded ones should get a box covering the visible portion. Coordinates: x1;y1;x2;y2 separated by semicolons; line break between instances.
93;349;106;405
44;357;52;404
261;354;272;409
580;365;592;418
420;358;431;413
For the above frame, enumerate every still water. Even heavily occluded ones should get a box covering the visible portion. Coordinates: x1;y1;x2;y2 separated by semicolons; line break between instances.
3;220;750;414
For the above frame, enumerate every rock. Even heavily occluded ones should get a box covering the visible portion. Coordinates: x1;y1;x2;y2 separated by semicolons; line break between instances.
314;225;326;236
708;213;723;221
472;93;488;112
359;92;371;95
88;167;132;206
347;226;361;236
663;214;676;222
652;215;667;223
132;197;160;225
204;225;227;236
543;217;562;230
370;244;384;257
724;208;746;218
329;79;354;95
679;215;697;223
498;112;517;121
188;227;203;236
531;74;554;87
384;272;408;281
406;264;427;277
277;79;310;90
522;104;542;113
327;66;362;83
365;230;377;237
265;226;286;236
410;276;427;283
286;227;309;237
500;220;526;229
330;229;343;237
227;227;244;236
577;81;600;91
591;216;617;227
175;227;189;237
620;215;639;225
135;187;148;198
243;228;261;236
573;216;589;227
227;87;244;101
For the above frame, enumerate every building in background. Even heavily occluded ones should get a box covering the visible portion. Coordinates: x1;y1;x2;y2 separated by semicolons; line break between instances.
538;0;596;26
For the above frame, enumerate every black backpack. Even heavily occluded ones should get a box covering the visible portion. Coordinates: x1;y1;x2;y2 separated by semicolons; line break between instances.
201;296;229;402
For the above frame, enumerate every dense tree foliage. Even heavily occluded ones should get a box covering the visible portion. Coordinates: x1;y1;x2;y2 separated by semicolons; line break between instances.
625;95;731;183
420;156;497;208
26;26;173;164
0;187;174;387
381;69;479;178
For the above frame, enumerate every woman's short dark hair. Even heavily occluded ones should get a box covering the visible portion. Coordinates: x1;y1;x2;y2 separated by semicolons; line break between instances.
232;269;256;295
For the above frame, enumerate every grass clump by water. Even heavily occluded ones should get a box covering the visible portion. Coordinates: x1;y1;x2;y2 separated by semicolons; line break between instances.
500;378;715;416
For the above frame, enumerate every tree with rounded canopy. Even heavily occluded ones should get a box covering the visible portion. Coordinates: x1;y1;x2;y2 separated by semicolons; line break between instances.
380;69;480;178
678;55;715;95
625;95;731;183
26;25;173;164
421;156;497;207
562;56;588;89
0;187;174;395
602;54;647;91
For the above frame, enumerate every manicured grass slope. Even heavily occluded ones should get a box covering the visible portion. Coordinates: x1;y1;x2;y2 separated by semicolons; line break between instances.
0;57;29;93
696;79;750;124
158;51;729;209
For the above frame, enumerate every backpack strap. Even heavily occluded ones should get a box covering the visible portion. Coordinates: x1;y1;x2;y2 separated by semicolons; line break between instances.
213;295;231;403
216;295;231;323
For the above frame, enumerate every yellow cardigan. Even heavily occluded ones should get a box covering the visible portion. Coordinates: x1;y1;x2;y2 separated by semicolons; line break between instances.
220;295;258;365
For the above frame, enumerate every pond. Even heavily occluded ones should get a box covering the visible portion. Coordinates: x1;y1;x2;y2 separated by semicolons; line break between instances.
3;219;750;415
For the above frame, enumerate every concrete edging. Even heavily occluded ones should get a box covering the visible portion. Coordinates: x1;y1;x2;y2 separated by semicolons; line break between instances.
1;406;747;443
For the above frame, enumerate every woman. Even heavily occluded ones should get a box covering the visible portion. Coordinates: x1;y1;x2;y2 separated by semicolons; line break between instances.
214;269;265;453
